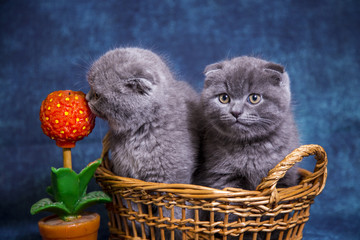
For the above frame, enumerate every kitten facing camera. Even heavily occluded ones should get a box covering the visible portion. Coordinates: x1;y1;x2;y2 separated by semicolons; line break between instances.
193;56;300;239
194;56;300;190
86;47;199;239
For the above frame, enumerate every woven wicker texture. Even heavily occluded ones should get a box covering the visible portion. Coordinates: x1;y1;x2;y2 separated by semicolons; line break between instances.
95;133;327;240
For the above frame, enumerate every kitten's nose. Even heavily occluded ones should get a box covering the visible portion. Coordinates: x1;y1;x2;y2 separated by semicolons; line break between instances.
231;111;241;118
85;92;90;101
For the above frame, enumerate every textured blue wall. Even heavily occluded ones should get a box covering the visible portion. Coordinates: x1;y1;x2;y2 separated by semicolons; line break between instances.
1;0;359;239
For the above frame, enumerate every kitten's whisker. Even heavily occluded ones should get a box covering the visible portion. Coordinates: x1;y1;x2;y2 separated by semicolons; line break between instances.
259;118;275;125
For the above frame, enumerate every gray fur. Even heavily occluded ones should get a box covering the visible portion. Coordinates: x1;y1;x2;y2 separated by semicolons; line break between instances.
86;48;199;239
86;47;199;184
193;56;300;239
194;56;300;190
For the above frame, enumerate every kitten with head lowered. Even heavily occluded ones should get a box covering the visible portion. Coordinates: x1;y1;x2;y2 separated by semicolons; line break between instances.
86;47;200;239
86;47;199;184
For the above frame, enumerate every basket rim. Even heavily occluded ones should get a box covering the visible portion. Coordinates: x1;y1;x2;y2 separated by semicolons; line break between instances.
95;133;328;205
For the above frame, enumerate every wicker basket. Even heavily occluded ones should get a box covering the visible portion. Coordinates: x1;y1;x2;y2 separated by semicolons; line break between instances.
95;133;327;240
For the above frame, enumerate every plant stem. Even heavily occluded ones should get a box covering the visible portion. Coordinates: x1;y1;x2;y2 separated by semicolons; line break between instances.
63;148;72;169
63;214;81;222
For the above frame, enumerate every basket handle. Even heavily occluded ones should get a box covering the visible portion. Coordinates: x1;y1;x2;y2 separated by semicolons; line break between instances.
256;144;328;205
99;131;112;170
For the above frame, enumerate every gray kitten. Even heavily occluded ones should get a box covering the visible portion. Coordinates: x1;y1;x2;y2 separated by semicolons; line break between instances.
86;47;198;184
193;56;300;239
86;47;199;238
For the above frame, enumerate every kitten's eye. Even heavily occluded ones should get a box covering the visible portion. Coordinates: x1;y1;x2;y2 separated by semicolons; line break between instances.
218;93;230;104
94;93;100;100
248;94;261;104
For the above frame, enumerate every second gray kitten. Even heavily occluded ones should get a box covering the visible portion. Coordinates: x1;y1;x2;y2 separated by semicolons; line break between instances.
193;56;300;239
194;56;300;190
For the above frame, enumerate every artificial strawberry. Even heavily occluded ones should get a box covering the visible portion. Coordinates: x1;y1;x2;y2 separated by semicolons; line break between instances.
39;90;95;148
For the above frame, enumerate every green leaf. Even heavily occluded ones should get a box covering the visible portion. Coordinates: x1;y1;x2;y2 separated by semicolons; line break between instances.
73;191;112;215
31;160;107;220
51;167;80;212
78;159;102;197
30;198;70;216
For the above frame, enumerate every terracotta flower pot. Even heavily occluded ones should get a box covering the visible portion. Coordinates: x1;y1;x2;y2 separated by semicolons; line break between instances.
38;212;100;240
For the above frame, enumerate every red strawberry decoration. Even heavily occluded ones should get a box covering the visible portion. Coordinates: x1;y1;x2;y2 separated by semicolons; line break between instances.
39;90;96;168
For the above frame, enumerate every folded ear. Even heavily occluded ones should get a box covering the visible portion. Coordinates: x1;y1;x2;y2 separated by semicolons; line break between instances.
126;78;153;95
264;62;287;86
204;62;224;76
264;62;285;74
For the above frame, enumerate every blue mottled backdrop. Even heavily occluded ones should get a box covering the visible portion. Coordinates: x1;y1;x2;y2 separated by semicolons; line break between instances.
1;0;359;239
